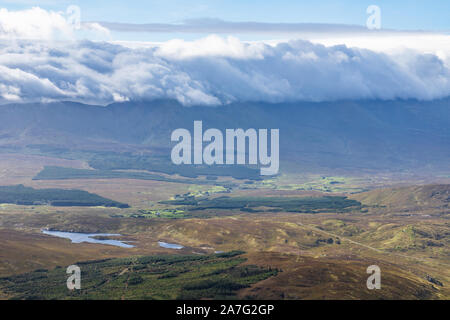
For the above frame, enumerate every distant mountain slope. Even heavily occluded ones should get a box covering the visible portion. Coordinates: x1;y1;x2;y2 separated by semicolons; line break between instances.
352;184;450;209
0;98;449;173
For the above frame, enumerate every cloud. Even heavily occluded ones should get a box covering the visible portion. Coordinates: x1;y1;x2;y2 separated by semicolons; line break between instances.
97;18;450;66
95;18;450;56
0;7;73;40
0;7;109;40
0;35;448;106
97;18;371;34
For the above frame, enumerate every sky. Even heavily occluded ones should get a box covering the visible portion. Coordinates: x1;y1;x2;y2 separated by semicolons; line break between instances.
0;1;448;106
1;0;450;31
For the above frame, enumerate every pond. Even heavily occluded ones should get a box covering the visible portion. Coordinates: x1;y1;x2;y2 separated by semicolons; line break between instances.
158;241;184;250
42;229;134;248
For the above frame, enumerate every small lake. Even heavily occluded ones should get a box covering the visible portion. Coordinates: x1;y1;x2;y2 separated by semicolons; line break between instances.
42;230;134;248
158;241;184;250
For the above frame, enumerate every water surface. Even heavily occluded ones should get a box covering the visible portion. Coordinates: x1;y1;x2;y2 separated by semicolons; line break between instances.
158;241;184;250
42;230;134;248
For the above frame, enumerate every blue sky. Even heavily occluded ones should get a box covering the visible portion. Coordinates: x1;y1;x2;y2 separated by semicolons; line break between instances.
1;0;449;31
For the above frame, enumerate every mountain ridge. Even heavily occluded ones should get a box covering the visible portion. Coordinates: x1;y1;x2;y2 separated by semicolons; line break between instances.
0;98;449;173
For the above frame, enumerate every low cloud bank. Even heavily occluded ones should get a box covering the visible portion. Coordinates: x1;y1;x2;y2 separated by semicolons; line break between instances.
0;35;449;106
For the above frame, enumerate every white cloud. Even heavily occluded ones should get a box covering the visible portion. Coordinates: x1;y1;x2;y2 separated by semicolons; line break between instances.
308;34;450;68
0;7;73;40
83;22;110;35
0;7;109;41
0;34;448;106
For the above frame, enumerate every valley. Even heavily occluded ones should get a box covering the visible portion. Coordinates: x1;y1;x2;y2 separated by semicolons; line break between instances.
0;152;448;300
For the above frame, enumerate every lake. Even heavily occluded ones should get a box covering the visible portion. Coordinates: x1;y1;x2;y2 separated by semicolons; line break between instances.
158;241;184;250
42;229;134;248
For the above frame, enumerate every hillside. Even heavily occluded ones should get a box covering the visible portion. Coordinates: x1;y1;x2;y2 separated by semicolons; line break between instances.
352;184;450;210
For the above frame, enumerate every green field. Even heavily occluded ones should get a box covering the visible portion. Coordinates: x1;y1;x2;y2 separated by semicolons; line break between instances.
111;209;188;219
252;175;370;193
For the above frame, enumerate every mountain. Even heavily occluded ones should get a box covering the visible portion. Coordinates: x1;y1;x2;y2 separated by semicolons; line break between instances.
0;98;449;173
